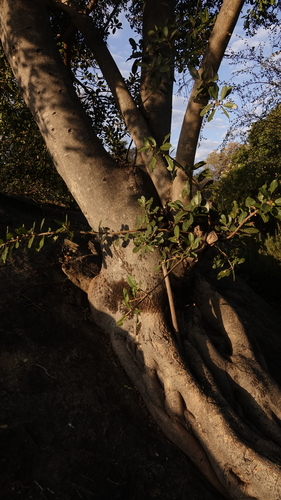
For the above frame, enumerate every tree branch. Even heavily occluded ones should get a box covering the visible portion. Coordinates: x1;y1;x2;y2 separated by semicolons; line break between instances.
140;0;175;145
0;0;148;231
49;0;172;206
173;0;245;202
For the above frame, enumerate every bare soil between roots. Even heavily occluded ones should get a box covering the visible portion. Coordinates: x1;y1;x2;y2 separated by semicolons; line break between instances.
1;194;281;500
0;194;226;500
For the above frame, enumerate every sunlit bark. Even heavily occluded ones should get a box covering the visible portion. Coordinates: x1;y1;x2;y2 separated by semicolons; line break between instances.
173;0;244;202
1;1;281;499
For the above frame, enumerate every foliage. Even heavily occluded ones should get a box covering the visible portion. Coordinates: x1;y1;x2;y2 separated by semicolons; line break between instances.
2;0;281;312
1;0;280;194
0;216;75;263
205;142;241;180
234;227;281;309
128;0;280;95
213;105;281;209
0;46;76;206
116;145;281;277
264;228;281;261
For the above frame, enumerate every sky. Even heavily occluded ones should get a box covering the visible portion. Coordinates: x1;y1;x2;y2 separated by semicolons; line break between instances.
107;7;280;162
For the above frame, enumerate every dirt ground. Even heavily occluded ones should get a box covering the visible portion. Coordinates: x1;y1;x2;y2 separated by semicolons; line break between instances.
0;194;226;500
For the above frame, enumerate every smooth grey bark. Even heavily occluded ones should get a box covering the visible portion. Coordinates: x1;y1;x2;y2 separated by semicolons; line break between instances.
0;0;152;230
173;0;244;202
1;1;281;499
52;0;172;206
139;0;175;146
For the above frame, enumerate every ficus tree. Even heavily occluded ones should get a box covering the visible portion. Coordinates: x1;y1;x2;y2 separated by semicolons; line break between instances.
1;1;281;499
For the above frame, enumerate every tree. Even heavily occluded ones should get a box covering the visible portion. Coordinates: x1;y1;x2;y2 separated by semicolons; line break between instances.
215;104;281;208
1;1;281;499
205;142;241;180
0;45;74;204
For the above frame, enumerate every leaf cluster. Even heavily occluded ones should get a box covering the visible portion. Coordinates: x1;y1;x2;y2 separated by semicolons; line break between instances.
0;217;74;263
214;105;281;209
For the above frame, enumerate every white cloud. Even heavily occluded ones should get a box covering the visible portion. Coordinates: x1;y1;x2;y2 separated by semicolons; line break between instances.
195;139;222;162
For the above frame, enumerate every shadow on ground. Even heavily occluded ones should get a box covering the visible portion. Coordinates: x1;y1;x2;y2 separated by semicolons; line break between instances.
0;194;224;500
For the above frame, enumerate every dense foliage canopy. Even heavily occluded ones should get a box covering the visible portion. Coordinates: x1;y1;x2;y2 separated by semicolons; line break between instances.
213;104;281;208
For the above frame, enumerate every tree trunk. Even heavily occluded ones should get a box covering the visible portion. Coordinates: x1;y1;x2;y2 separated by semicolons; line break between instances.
1;1;281;499
139;0;175;145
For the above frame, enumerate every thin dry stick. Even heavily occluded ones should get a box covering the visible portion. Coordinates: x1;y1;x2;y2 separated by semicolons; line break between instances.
162;262;183;350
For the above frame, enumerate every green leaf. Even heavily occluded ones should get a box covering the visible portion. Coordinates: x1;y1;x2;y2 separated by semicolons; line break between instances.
245;197;256;208
6;232;13;241
166;156;174;171
221;107;230;119
132;246;141;253
198;169;212;183
28;234;35;249
200;103;213;117
116;315;126;327
241;227;259;234
189;66;200;80
123;288;130;309
150;155;157;171
207;108;216;122
259;186;269;198
191;191;202;206
220;85;232;100
36;236;45;252
260;212;269;223
217;269;231;280
174;210;185;225
15;224;28;235
160;143;171;151
146;245;154;252
220;214;227;225
138;146;148;153
174;225;180;239
127;274;138;290
238;211;247;224
188;232;194;244
182;214;193;232
1;246;9;263
269;179;278;194
163;133;171;143
230;201;239;218
181;182;190;199
193;161;206;170
274;198;281;206
208;84;219;100
223;101;237;109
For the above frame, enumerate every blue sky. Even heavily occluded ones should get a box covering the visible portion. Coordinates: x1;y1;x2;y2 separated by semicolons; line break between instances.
107;9;280;162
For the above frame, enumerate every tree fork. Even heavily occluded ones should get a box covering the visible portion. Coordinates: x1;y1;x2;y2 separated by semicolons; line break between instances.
1;1;281;499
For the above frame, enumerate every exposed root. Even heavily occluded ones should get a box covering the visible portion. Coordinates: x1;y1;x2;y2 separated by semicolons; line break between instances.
87;262;281;500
